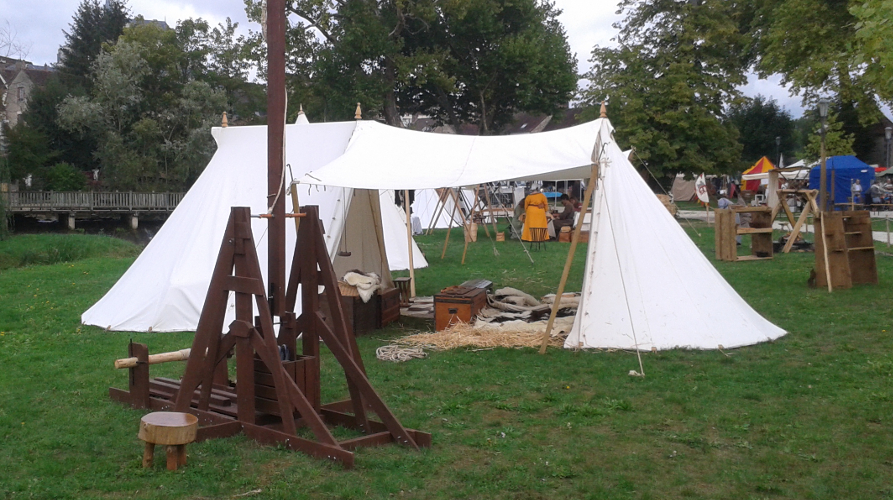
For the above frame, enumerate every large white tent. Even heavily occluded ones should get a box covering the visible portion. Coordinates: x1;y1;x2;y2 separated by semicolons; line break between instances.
82;121;427;332
297;118;786;350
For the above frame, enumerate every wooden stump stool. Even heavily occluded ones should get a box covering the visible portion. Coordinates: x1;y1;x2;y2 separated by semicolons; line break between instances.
138;411;198;470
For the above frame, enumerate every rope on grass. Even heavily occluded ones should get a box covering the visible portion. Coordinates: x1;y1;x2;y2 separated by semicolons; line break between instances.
376;344;428;362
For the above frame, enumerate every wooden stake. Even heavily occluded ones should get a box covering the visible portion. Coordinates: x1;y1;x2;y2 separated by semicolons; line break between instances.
887;213;890;248
539;163;599;354
404;189;416;298
819;212;833;292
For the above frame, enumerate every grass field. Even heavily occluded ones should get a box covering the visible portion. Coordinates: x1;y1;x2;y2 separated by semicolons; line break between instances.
1;224;892;499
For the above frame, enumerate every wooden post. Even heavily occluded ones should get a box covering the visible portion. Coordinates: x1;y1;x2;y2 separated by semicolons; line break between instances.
819;213;833;292
404;189;416;298
267;0;287;317
441;189;459;259
887;213;890;248
539;163;599;354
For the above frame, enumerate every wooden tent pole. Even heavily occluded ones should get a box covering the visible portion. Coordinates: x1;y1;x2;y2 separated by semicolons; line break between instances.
474;186;491;238
453;189;473;265
404;189;416;297
485;183;500;236
819;212;833;292
539;163;599;354
441;188;459;259
427;189;450;235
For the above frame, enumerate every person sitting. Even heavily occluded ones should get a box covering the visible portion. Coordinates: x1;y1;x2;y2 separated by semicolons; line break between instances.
521;189;549;242
552;194;575;233
870;180;889;211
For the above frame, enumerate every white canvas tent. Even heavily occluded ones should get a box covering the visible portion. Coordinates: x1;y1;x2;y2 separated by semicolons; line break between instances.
82;121;427;332
296;118;786;350
412;188;477;230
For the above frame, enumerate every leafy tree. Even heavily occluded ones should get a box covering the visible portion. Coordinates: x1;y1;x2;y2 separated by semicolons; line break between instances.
17;76;96;172
749;0;886;119
58;22;227;191
726;95;795;166
245;0;576;131
581;0;746;181
45;162;86;191
399;0;577;133
851;0;893;102
803;112;855;162
4;124;58;186
58;0;130;92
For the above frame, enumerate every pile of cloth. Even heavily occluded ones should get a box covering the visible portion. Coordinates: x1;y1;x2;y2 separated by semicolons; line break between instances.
340;271;382;302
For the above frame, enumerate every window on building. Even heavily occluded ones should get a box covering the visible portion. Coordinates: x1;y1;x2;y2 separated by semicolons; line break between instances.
17;86;25;102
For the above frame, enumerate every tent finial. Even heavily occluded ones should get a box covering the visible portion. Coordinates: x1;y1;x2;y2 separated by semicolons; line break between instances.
599;101;607;118
355;103;362;120
299;104;304;115
222;111;228;128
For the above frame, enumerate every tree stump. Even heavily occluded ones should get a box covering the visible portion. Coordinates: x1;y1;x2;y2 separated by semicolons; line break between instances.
138;411;198;470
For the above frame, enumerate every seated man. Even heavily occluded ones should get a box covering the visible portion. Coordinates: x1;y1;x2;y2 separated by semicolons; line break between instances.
551;194;575;233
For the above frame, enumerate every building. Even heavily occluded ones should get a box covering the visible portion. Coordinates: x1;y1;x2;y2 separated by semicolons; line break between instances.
0;58;56;128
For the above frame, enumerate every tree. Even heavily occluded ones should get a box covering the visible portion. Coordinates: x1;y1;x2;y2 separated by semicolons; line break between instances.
851;0;893;102
1;20;31;60
399;0;577;133
726;95;795;166
244;0;576;131
749;0;887;119
58;0;130;92
4;124;59;187
803;112;856;163
58;22;227;191
581;0;746;181
45;162;86;191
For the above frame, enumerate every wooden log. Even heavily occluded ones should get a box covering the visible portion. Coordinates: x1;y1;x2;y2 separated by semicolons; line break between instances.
115;348;191;369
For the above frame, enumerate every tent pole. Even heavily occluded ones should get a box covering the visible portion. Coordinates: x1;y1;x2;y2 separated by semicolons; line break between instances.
266;0;287;317
404;189;416;298
886;213;890;248
539;160;600;354
489;183;535;264
453;189;473;265
441;188;459;259
485;183;500;236
474;186;490;238
427;189;450;235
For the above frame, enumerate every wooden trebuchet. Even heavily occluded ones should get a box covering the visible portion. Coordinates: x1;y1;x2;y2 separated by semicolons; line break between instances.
115;348;192;369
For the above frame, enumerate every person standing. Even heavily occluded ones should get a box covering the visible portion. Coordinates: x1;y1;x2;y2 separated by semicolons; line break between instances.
851;179;863;206
521;189;549;241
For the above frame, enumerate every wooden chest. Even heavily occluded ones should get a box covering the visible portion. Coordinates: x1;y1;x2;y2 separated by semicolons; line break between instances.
319;292;380;336
434;285;489;331
379;287;401;327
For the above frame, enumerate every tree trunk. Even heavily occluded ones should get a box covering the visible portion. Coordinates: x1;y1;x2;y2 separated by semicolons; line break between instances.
382;59;401;126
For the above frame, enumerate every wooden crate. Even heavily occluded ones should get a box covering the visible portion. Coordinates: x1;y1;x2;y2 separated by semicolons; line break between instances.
253;355;319;417
434;286;488;331
715;207;774;262
380;287;401;327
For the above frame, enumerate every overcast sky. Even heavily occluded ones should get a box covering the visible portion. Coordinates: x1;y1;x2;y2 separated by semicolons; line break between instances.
2;0;806;116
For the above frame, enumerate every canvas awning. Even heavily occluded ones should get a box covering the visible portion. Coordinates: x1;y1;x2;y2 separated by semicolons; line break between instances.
298;119;604;189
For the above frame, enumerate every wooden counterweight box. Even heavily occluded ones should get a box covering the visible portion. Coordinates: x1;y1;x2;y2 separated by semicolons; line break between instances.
434;285;489;331
319;292;380;336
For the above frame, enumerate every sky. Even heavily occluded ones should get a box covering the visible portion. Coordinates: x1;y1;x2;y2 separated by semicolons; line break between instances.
2;0;806;116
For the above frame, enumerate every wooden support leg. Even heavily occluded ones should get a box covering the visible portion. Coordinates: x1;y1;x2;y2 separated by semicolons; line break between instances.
142;442;154;468
177;444;187;467
166;445;179;471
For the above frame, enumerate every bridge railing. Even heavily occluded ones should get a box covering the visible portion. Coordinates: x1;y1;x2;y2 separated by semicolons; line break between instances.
3;191;185;212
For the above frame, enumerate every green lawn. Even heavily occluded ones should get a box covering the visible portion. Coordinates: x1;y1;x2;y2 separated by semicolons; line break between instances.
1;225;892;499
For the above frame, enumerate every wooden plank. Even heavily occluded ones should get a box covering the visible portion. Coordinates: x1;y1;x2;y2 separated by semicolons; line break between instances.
242;423;354;468
735;255;773;261
783;204;812;253
736;227;774;234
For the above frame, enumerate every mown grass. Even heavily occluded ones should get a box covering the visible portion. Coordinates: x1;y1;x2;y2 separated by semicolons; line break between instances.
1;225;892;499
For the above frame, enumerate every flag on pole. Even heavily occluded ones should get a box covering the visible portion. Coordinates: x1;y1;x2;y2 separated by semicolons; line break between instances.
695;173;710;205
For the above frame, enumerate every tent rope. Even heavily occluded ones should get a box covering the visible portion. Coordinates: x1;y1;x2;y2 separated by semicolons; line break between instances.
487;181;535;264
631;148;702;238
375;344;427;362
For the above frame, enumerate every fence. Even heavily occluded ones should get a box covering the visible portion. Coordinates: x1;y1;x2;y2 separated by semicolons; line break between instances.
3;191;185;213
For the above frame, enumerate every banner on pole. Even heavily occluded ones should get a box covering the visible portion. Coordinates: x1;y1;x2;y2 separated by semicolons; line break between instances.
695;174;710;204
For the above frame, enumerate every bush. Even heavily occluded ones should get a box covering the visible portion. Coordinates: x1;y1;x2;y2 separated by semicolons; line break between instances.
45;162;86;191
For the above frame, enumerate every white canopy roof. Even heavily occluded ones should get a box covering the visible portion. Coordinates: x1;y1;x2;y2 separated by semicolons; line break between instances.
294;117;786;350
298;119;601;189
